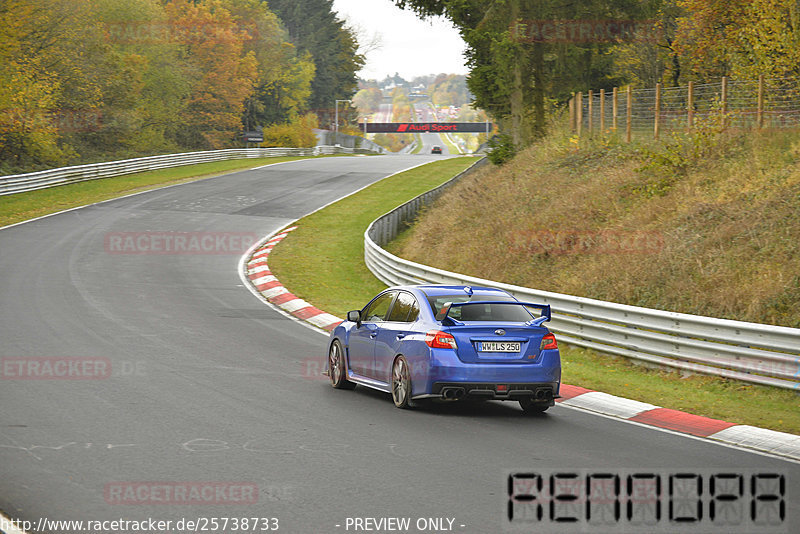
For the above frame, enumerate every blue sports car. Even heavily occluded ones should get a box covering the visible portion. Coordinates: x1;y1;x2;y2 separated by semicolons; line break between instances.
325;284;561;412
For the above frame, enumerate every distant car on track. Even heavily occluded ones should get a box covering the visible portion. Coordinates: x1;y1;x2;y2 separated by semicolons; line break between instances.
325;285;561;411
431;146;443;154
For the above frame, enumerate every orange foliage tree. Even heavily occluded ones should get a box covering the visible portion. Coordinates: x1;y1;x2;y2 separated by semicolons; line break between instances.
675;0;800;81
165;0;258;148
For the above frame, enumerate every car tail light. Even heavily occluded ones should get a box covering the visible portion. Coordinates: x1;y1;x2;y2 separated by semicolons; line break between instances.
540;333;558;350
425;330;458;349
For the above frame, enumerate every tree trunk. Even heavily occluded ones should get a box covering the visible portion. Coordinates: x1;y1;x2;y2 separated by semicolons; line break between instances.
508;0;542;149
510;58;525;148
531;41;545;139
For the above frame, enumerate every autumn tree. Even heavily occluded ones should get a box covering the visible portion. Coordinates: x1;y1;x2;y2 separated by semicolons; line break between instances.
223;0;314;129
673;0;800;84
608;0;682;87
266;0;364;125
0;0;334;171
395;0;646;150
163;0;258;148
428;74;471;107
0;0;107;169
734;0;800;80
352;87;382;116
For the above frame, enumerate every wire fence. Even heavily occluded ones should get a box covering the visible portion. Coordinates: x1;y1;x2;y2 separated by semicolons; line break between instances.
570;76;800;140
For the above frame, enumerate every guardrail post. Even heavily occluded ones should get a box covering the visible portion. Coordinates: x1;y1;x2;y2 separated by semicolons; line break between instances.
391;211;399;241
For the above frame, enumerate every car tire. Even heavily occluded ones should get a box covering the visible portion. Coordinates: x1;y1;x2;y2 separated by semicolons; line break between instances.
328;340;356;390
519;397;550;414
391;356;412;409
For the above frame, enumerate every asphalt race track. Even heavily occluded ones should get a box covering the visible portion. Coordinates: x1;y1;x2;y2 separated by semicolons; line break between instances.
415;102;454;155
1;155;798;534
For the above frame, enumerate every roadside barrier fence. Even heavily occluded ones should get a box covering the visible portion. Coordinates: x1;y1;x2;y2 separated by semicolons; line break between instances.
0;146;379;196
364;159;800;390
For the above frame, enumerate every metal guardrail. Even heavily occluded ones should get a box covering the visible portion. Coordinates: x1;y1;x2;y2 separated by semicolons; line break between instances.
0;146;379;196
313;129;386;153
364;158;800;390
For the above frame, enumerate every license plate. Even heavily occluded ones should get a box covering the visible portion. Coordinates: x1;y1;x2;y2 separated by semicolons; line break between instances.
477;341;521;353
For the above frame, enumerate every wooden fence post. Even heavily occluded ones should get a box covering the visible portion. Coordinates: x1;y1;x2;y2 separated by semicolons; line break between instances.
721;76;728;130
576;92;583;137
588;90;593;136
626;86;632;143
600;89;605;133
687;81;694;130
654;82;661;140
612;87;618;132
757;75;764;130
569;96;575;132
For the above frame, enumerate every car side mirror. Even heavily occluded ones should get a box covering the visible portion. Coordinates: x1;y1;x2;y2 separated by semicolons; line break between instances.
347;310;361;327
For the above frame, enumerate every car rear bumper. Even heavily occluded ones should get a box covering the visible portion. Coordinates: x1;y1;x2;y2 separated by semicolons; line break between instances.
422;349;561;384
424;381;559;403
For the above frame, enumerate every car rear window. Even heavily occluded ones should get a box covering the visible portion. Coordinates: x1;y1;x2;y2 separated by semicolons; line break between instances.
425;294;534;322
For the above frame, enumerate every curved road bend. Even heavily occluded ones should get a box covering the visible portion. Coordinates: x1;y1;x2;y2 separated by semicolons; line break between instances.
1;155;798;533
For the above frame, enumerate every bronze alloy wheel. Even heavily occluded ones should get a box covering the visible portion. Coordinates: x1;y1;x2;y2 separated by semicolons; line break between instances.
328;340;355;390
391;356;411;408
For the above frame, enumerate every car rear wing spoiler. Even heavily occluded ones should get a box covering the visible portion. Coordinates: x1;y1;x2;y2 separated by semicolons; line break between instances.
435;300;552;326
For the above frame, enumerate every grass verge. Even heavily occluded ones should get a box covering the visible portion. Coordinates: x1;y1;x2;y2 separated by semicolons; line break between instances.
391;128;800;328
268;157;478;316
0;156;324;227
410;133;423;154
439;133;461;155
563;346;800;435
268;155;800;435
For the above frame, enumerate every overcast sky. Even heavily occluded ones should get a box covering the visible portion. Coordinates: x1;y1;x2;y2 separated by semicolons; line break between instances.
331;0;468;81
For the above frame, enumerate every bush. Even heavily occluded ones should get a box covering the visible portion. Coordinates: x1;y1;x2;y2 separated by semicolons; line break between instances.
260;114;318;148
486;133;517;165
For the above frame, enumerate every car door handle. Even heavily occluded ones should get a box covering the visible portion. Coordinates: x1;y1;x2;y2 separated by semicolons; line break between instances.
396;333;406;340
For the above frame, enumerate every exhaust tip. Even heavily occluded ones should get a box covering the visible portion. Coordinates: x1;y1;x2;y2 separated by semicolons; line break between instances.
442;387;465;400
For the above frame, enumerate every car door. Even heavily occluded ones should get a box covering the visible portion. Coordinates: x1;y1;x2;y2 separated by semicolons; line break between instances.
347;291;396;378
373;291;420;384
